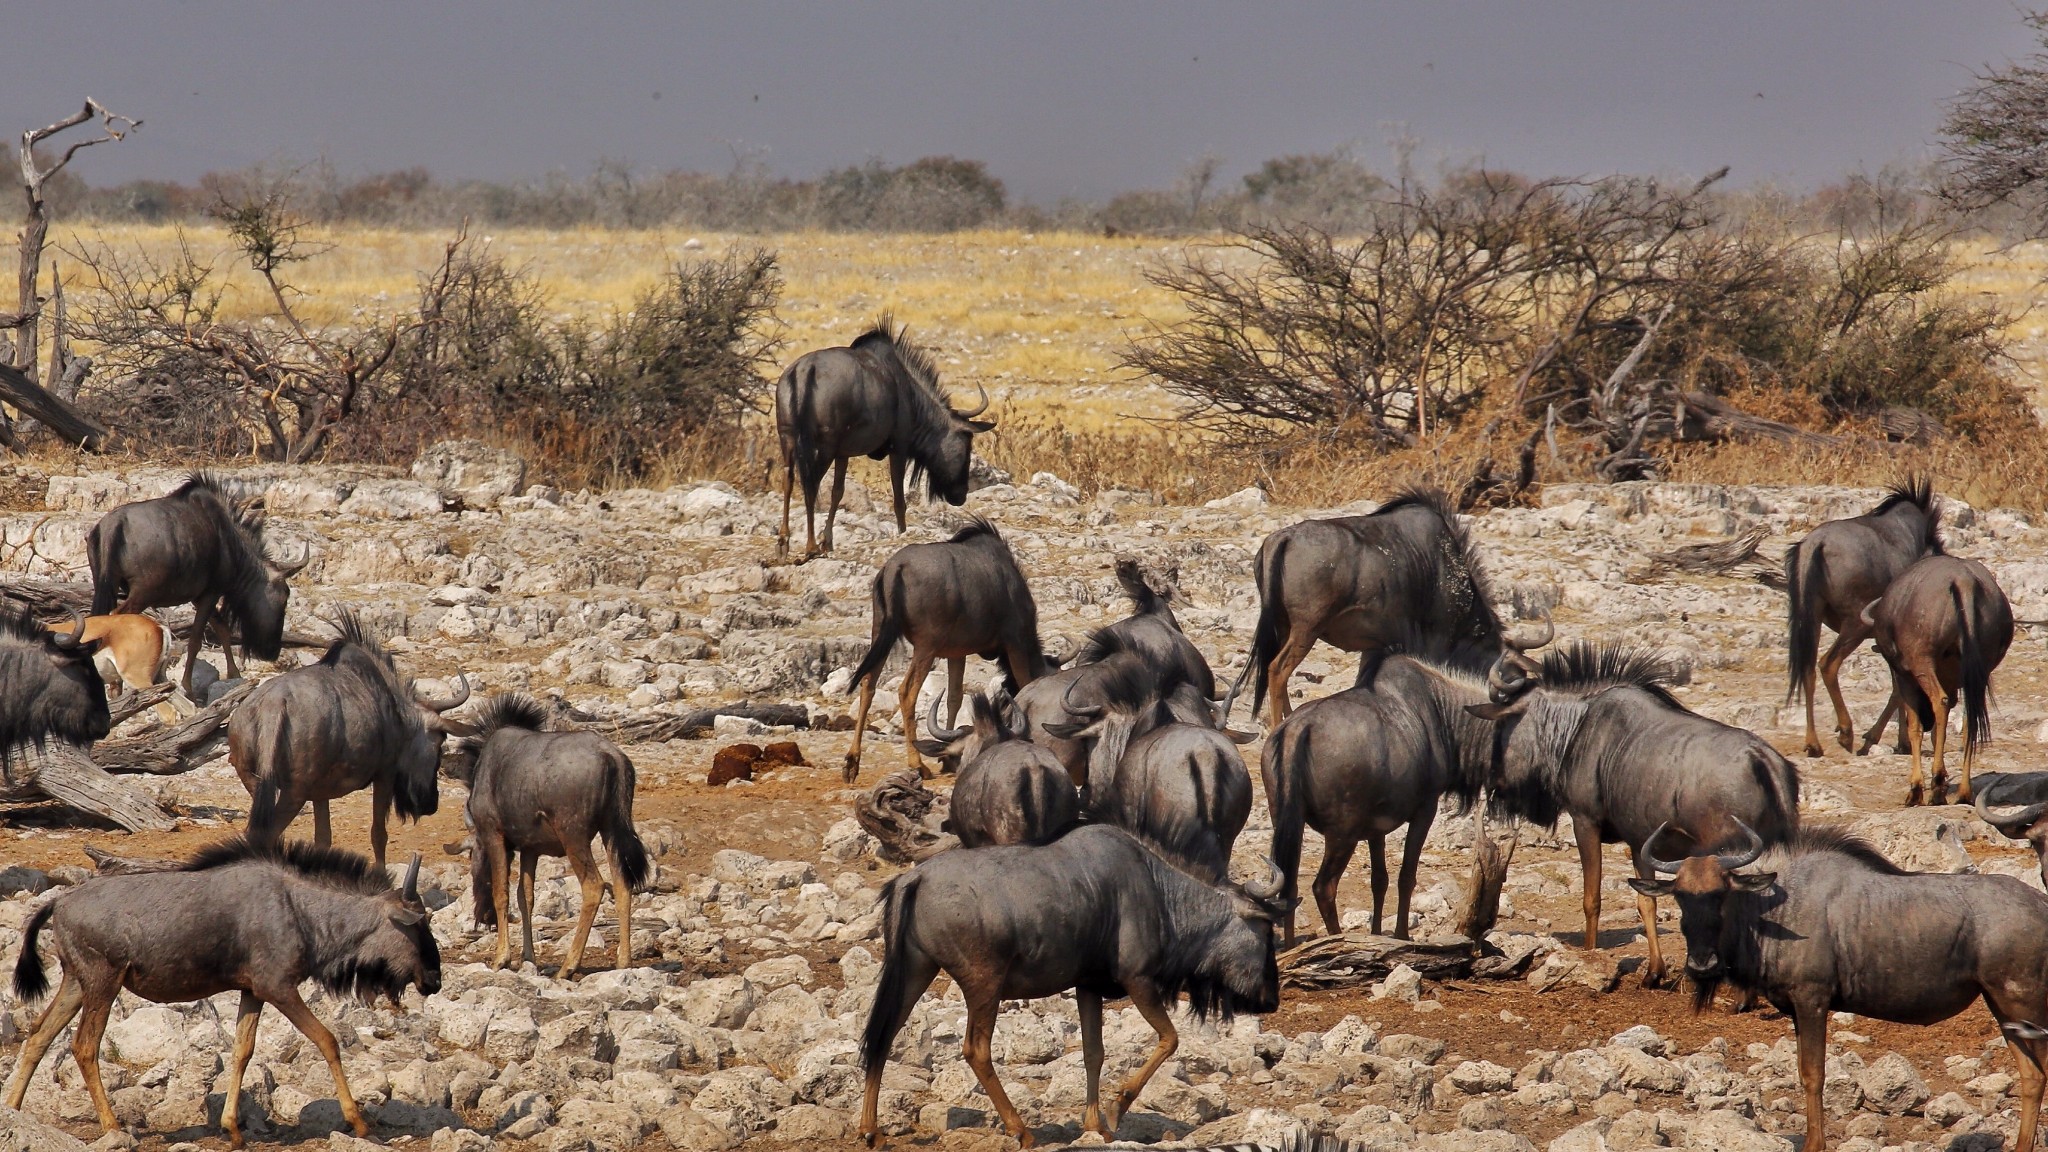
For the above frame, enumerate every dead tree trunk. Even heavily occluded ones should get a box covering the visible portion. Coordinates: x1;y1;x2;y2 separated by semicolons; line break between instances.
0;744;176;832
14;100;140;384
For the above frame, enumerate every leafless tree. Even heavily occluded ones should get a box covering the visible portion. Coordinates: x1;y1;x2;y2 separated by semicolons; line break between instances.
1940;12;2048;234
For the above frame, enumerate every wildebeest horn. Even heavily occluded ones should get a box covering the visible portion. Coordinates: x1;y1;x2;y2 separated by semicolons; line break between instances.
1060;676;1106;721
1243;857;1286;900
1976;786;2048;839
50;608;88;648
1716;819;1765;872
957;382;990;419
1485;649;1539;703
925;694;966;742
1643;822;1686;876
401;852;421;901
1504;616;1554;652
416;672;471;712
272;544;311;577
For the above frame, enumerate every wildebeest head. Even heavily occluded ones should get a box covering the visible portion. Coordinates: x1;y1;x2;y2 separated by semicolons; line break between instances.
915;687;1018;767
1628;820;1770;1010
861;321;995;506
1183;859;1292;1018
400;673;473;816
1465;616;1554;717
920;386;995;506
361;853;441;1001
210;480;308;661
0;607;111;757
1978;783;2048;888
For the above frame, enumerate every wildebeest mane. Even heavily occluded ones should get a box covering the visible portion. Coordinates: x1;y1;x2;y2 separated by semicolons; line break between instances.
1374;486;1505;658
0;604;107;763
858;316;975;499
184;836;395;895
1142;847;1283;1021
320;607;395;669
1777;824;1909;876
946;516;1004;546
472;692;550;737
1070;622;1138;670
1535;641;1686;708
0;603;52;648
1869;476;1944;555
852;314;943;397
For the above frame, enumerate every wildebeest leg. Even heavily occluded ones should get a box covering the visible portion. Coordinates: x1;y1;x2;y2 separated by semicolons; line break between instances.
1395;808;1434;942
609;842;636;971
1925;673;1954;805
1313;837;1357;938
211;609;241;682
70;987;119;1134
1263;631;1317;731
518;850;541;968
182;596;217;694
856;950;940;1148
1856;694;1899;755
370;779;390;868
1111;981;1180;1124
313;798;333;848
778;450;797;558
845;672;879;782
2;972;83;1110
219;992;263;1148
269;986;371;1139
1903;704;1928;807
899;652;937;777
1574;815;1602;950
888;453;908;534
2005;1023;2047;1152
960;989;1033;1146
1792;1001;1830;1152
1365;835;1388;936
1626;843;1669;988
1076;990;1109;1137
944;656;965;729
1817;627;1865;754
559;835;606;978
487;836;516;969
821;458;849;553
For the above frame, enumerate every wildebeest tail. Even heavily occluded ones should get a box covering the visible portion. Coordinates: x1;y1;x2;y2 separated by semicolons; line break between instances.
13;901;54;1003
847;568;905;693
244;707;293;842
601;748;652;892
1263;722;1308;910
1752;745;1802;841
862;872;922;1073
469;837;498;928
780;359;824;487
1956;580;1994;751
1226;537;1288;722
86;522;120;617
1784;541;1824;706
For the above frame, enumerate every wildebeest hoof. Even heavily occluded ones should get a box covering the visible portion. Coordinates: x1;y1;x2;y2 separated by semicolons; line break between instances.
1641;966;1669;990
842;754;861;783
1905;785;1925;807
1804;743;1824;758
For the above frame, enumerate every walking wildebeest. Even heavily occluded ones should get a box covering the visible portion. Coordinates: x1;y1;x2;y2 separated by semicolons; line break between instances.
915;690;1079;847
1473;638;1801;987
1225;487;1506;730
858;824;1288;1147
4;840;439;1149
1785;478;1945;758
455;693;652;977
1862;554;2014;806
775;317;995;557
1634;822;2048;1152
843;518;1050;781
230;611;472;865
1047;657;1255;882
45;613;171;696
86;472;308;693
0;606;109;760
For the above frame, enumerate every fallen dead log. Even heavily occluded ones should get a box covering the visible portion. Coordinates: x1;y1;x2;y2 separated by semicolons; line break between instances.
107;683;176;727
1458;820;1518;939
854;770;957;865
0;576;91;617
0;362;105;450
1627;525;1769;583
1277;932;1475;991
545;698;811;743
82;844;181;874
0;743;174;832
95;681;254;775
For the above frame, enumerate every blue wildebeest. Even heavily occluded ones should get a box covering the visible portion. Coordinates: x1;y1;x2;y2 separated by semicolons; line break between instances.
1862;554;2013;806
452;693;652;977
4;840;439;1149
1015;625;1227;787
230;611;472;865
843;518;1051;781
859;824;1289;1147
0;606;109;760
1785;478;1945;758
86;472;309;693
915;690;1079;847
776;317;994;557
1977;777;2048;886
1473;639;1801;987
1225;487;1507;731
1635;823;2048;1152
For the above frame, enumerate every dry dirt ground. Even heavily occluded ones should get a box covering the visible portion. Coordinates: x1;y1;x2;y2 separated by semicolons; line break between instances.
3;455;2048;1152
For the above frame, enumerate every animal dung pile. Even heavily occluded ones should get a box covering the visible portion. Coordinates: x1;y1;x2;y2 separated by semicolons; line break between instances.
706;740;807;786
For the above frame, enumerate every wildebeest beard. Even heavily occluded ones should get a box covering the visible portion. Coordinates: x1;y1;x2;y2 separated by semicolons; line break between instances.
1688;967;1723;1014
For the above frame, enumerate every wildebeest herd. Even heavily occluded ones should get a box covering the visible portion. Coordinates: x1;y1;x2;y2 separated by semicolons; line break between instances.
4;320;2048;1152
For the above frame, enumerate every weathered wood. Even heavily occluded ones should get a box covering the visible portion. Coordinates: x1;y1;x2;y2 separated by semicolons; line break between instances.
854;770;957;865
1458;822;1517;939
1277;931;1476;991
0;743;175;832
83;844;181;874
95;681;253;775
15;100;140;384
545;697;812;743
107;684;177;727
1627;526;1769;583
0;577;91;616
0;362;103;450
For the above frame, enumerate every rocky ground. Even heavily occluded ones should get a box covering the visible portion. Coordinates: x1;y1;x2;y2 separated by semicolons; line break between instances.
3;443;2048;1152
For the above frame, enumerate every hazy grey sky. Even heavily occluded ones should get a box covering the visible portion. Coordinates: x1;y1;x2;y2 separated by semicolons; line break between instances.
6;3;2035;203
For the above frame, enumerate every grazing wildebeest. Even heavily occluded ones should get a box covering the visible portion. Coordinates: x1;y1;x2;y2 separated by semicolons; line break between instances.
1225;487;1506;730
1862;554;2014;806
1977;777;2048;886
1634;823;2048;1152
45;613;170;696
1015;626;1226;787
1075;558;1216;697
455;693;652;977
1785;478;1945;758
858;825;1288;1147
0;606;109;759
915;690;1079;847
86;472;309;693
843;518;1050;781
230;611;472;865
4;840;439;1149
1047;657;1255;883
776;317;995;557
1473;638;1801;987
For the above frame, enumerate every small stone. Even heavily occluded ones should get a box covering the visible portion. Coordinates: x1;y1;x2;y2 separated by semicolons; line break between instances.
1374;963;1423;1003
1856;1051;1931;1114
1924;1090;1978;1126
1459;1098;1511;1131
1449;1061;1516;1094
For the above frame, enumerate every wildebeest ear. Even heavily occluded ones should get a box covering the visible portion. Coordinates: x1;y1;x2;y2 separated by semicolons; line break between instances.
963;419;996;433
440;718;478;738
1223;727;1259;745
1730;871;1776;892
1465;701;1525;722
912;737;956;756
1041;720;1090;740
390;907;426;926
1626;877;1673;897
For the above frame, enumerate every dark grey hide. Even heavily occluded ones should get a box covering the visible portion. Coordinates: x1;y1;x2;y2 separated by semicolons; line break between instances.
1785;477;1944;758
1634;825;2048;1152
1226;487;1507;730
775;318;993;557
0;606;109;760
857;824;1287;1144
5;840;437;1147
1864;554;2013;807
1264;655;1498;942
230;611;470;866
1976;773;2048;887
86;472;308;692
915;690;1078;847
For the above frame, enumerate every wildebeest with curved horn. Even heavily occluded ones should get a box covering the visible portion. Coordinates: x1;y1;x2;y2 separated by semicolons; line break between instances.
1633;823;2048;1152
1862;554;2013;806
1473;638;1801;987
858;824;1289;1147
776;316;994;557
1225;487;1506;730
1976;778;2048;887
0;605;109;760
843;518;1050;781
1785;477;1945;758
915;689;1079;847
452;692;652;977
1015;624;1227;788
86;472;309;693
230;610;472;865
4;840;439;1149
